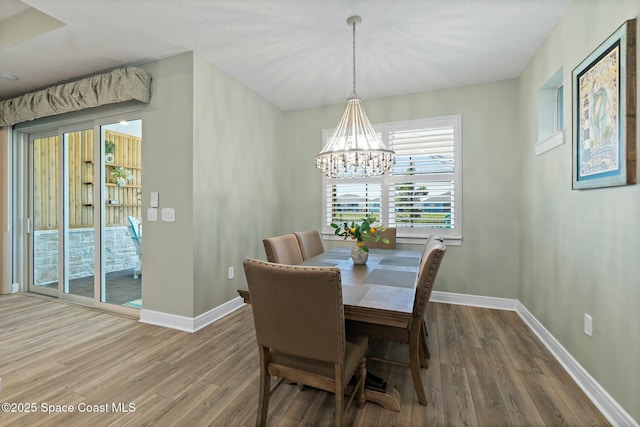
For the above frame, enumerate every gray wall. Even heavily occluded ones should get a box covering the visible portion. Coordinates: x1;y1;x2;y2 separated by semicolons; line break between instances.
517;1;640;421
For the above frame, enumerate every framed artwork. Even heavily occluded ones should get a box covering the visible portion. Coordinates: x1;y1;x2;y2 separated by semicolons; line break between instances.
572;19;636;190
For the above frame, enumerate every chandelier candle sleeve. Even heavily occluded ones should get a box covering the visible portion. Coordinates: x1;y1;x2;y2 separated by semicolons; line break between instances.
316;15;395;178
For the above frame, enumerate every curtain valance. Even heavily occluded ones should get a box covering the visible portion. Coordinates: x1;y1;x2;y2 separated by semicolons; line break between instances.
0;67;151;127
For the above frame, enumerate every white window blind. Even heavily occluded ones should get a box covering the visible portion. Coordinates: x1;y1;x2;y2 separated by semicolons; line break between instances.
322;115;462;241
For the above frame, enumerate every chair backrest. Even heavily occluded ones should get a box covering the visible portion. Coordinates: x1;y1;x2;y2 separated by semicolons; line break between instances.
263;234;304;265
294;230;325;260
412;239;446;324
128;216;141;252
243;259;345;362
420;233;444;270
366;227;397;249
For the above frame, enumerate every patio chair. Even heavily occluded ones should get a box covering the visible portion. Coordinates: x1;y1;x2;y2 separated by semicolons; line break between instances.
128;216;142;278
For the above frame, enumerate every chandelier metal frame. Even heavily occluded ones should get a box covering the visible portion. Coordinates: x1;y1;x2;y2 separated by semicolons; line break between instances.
315;15;395;178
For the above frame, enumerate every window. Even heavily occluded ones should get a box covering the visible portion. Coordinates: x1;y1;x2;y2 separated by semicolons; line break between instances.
321;115;462;241
535;67;565;155
555;84;564;132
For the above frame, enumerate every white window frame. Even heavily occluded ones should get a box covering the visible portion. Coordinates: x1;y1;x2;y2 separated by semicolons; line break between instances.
535;67;565;156
321;114;462;244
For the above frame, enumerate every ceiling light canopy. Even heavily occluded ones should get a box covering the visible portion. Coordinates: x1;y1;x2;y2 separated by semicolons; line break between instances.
316;15;395;178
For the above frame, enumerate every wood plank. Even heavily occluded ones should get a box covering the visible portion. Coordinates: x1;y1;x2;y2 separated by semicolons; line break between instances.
441;364;479;426
436;302;464;367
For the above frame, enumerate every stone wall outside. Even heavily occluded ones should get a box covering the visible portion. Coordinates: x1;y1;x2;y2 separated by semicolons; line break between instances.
34;226;139;285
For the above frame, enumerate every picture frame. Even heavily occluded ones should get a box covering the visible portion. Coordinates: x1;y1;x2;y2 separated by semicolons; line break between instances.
572;19;636;190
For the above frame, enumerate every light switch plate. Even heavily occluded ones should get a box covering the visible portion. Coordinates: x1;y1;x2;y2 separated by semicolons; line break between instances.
161;208;175;222
150;192;159;208
147;208;158;221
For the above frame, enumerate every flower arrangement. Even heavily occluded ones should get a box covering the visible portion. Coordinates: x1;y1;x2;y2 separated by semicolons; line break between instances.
330;216;389;252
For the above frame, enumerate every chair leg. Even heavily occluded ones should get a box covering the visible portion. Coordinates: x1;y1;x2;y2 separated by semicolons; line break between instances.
419;336;429;369
421;319;431;359
334;365;344;427
357;357;366;408
256;349;270;427
410;336;428;405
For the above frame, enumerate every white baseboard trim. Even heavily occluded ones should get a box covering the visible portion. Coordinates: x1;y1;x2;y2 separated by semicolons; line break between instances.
431;290;638;427
430;290;519;311
139;296;245;333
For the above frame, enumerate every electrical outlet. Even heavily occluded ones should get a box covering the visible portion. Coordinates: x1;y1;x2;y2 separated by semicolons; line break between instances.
228;266;234;279
584;313;593;337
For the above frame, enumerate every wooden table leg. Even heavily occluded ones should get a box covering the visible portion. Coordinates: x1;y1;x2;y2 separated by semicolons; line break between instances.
348;372;402;412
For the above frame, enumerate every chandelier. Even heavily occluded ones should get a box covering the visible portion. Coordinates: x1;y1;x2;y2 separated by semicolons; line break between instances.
316;15;395;178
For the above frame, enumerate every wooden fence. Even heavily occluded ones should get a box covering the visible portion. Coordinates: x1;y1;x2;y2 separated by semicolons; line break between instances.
33;130;142;230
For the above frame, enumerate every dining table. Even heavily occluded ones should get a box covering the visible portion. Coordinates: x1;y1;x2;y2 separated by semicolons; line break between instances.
237;246;422;411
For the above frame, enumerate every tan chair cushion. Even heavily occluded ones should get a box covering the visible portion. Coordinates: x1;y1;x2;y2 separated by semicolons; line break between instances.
244;259;345;362
263;234;304;265
269;334;367;380
294;230;325;260
366;227;396;249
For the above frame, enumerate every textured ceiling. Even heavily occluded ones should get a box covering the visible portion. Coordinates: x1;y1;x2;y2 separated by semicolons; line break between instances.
0;0;570;110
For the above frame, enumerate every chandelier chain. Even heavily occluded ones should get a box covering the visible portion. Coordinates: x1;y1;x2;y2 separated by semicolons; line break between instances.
352;19;357;96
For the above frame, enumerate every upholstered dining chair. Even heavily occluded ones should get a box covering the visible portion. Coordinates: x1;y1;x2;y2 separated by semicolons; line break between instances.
346;238;446;405
421;233;444;270
294;230;325;260
419;233;444;356
243;259;368;427
262;234;304;265
365;227;397;249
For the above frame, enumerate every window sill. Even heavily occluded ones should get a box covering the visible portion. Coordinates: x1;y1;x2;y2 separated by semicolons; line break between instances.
534;131;564;156
322;232;462;247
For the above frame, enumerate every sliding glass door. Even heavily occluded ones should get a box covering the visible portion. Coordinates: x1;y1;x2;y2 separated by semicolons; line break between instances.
27;114;142;312
29;124;96;301
100;119;143;309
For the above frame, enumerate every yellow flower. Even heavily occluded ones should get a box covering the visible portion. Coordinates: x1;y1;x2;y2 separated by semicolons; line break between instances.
357;241;363;248
369;227;376;234
350;227;356;234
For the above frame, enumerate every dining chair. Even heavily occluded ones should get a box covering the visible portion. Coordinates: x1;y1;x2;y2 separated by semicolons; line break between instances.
419;233;444;356
365;227;396;249
262;234;304;265
346;238;446;405
243;259;368;427
294;230;325;260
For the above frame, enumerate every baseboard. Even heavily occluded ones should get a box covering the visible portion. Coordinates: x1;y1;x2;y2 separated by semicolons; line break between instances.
139;296;244;333
430;290;637;427
430;290;519;311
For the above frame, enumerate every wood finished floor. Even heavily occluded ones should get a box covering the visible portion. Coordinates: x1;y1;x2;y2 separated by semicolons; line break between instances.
0;294;609;426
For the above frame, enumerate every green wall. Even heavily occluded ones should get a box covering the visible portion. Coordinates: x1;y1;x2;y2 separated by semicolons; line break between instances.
518;1;640;422
138;53;285;317
139;53;196;317
283;81;522;298
191;55;284;315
